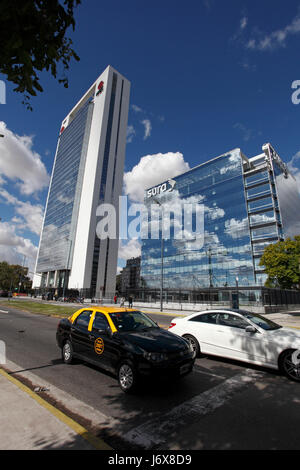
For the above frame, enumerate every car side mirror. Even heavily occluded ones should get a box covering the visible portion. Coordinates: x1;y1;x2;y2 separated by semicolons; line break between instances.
245;325;257;334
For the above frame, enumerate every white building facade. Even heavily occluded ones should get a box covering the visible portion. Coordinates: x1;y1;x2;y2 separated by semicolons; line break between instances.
33;66;130;297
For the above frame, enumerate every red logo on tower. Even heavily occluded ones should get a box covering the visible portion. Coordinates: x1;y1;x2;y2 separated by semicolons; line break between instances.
96;81;104;96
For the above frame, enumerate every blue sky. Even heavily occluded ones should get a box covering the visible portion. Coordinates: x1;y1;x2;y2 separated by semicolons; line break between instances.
1;0;300;275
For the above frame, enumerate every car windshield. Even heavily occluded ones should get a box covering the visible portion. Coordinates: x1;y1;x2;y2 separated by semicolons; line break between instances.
109;310;159;332
231;309;282;331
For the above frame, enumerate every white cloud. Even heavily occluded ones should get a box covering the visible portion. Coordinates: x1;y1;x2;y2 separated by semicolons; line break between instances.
123;152;190;202
224;217;249;239
0;221;38;276
141;119;152;140
118;239;141;261
131;104;143;113
233;122;253;142
240;16;248;30
0;188;44;236
246;14;300;51
0;121;50;195
117;265;123;274
287;151;300;193
126;125;136;143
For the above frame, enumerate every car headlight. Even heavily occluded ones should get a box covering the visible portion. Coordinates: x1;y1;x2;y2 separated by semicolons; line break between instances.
143;351;168;363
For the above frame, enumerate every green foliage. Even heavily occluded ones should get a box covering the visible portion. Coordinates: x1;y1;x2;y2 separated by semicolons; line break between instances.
0;0;81;109
259;235;300;289
0;261;32;291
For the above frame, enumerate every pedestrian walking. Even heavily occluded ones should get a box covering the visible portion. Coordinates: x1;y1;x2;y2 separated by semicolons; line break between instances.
120;296;125;307
128;296;133;308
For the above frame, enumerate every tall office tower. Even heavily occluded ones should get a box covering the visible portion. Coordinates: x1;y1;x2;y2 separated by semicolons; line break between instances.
141;143;300;289
33;66;130;297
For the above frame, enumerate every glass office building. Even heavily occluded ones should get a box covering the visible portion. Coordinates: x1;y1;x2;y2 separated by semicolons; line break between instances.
34;66;130;296
141;143;300;289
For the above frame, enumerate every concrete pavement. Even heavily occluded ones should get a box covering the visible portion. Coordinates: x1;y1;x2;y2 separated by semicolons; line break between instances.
0;367;112;450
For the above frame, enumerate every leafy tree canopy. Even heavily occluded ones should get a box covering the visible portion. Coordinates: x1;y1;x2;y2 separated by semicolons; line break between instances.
0;261;31;291
259;235;300;289
0;0;81;109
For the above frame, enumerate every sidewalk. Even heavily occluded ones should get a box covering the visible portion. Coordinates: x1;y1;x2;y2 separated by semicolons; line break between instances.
140;305;300;329
0;367;112;450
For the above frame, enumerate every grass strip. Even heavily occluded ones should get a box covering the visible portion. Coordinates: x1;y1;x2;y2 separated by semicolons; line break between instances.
0;300;78;318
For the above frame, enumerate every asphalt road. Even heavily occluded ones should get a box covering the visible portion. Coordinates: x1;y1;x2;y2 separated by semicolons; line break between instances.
1;305;300;450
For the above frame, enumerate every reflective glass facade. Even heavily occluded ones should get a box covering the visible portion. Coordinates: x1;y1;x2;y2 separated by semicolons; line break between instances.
34;66;131;295
141;149;256;289
141;143;300;289
36;99;93;273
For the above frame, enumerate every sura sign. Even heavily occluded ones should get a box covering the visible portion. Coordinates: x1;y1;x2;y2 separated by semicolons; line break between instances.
146;179;176;199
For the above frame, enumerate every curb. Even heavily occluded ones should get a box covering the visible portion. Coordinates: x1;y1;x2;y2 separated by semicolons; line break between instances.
0;367;112;451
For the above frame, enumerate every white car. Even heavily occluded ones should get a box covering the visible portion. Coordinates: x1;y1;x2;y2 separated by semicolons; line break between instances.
168;309;300;382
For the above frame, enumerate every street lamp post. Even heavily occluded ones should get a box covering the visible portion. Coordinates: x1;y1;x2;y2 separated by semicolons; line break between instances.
235;276;239;309
153;198;164;312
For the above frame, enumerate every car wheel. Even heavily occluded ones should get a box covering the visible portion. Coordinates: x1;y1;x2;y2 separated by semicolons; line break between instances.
118;362;138;393
62;340;73;364
279;349;300;382
183;334;200;358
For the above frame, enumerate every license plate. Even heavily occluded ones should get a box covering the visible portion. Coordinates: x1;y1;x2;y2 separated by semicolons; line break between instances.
180;364;190;375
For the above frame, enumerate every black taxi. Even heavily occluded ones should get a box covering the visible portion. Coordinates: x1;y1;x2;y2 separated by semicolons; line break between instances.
56;307;195;393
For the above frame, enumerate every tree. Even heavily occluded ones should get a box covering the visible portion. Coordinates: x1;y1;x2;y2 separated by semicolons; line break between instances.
0;0;81;110
259;236;300;289
0;261;32;292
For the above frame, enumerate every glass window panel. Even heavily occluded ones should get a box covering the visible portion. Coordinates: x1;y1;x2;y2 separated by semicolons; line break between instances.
75;311;93;329
247;197;273;212
189;313;218;324
252;241;271;254
244;171;269;186
249;211;275;226
93;313;109;330
251;225;278;240
246;183;271;199
218;313;249;329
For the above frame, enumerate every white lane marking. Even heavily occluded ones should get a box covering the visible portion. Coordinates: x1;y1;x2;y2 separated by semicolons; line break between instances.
193;364;227;380
0;310;9;313
123;369;264;449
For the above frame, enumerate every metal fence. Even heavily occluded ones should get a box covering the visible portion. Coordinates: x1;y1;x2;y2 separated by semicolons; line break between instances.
33;285;300;308
116;286;300;307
